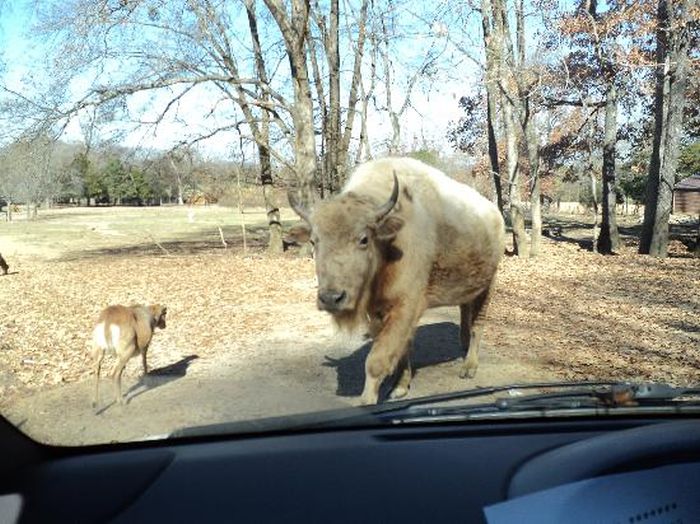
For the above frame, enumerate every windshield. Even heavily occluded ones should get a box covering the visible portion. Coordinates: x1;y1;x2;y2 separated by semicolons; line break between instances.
0;0;698;446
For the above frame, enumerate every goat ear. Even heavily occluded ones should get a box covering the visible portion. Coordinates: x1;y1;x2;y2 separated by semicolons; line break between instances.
287;223;312;244
375;215;404;241
161;306;167;316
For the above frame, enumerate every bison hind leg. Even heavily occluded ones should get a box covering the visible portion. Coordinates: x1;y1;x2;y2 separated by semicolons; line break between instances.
459;286;493;379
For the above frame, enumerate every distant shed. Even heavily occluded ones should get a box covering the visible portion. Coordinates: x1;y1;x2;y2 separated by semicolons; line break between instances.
673;174;700;215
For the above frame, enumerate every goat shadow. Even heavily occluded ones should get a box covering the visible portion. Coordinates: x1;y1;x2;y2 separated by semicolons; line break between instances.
323;322;463;400
125;354;200;401
96;354;200;415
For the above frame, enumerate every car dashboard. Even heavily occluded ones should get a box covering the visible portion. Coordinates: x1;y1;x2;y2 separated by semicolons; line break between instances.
2;416;700;522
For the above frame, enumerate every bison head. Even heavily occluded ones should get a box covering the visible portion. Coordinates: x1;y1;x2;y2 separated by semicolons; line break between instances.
289;173;404;323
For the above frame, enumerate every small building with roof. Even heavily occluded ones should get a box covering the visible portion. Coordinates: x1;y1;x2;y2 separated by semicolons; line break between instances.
673;174;700;215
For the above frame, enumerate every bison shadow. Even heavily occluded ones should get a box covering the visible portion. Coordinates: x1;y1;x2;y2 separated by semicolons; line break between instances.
125;354;200;402
323;322;463;399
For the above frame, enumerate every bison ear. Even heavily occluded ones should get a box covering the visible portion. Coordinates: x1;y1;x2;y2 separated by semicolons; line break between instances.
375;215;404;241
287;223;312;244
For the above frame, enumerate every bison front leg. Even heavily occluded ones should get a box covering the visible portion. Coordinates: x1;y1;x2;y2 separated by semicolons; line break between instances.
459;285;493;379
361;303;423;405
389;342;413;400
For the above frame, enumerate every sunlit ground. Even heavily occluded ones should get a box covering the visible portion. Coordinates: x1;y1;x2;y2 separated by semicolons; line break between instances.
0;205;698;445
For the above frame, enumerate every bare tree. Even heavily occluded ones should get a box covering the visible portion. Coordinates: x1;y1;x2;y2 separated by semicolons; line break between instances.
263;0;318;210
244;0;282;253
490;0;529;256
480;0;504;215
577;0;622;254
0;136;56;220
639;0;693;257
9;1;327;249
374;0;447;154
310;0;369;193
356;26;378;163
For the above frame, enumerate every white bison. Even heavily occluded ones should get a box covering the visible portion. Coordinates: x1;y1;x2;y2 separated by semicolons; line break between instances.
290;157;505;405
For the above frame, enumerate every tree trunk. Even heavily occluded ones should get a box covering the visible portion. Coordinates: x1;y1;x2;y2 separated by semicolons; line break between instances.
513;0;540;257
529;168;541;257
308;31;328;196
504;99;529;257
480;0;504;215
264;0;319;210
261;148;283;254
379;17;401;154
486;92;504;214
177;177;184;206
523;97;541;257
6;200;12;222
357;31;376;163
590;169;599;253
245;0;283;253
596;82;620;254
337;0;368;181
356;77;371;163
325;0;340;194
639;0;691;257
491;0;527;256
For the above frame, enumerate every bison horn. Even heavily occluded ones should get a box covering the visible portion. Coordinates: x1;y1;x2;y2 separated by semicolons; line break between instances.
288;188;312;223
374;171;399;222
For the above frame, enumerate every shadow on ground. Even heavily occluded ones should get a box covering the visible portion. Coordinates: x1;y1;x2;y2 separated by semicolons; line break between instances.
323;322;463;400
126;355;200;401
93;355;200;414
533;214;699;255
56;219;312;260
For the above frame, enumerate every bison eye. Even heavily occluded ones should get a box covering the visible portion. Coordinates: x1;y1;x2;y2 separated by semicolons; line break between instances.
358;233;369;248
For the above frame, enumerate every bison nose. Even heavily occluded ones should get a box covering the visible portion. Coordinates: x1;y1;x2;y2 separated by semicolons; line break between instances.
318;289;347;311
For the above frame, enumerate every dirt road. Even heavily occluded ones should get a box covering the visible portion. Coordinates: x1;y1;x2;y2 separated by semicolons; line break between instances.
3;306;552;445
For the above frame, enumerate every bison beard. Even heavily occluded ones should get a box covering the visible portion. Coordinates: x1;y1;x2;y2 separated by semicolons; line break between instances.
328;284;373;335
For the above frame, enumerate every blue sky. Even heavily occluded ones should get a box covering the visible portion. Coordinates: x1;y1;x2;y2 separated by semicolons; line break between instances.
0;1;510;159
1;1;37;71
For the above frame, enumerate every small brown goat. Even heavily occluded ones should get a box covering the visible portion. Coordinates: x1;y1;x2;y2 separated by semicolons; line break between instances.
89;304;167;408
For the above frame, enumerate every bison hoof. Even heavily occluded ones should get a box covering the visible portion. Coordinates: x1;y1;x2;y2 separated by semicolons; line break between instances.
390;385;409;399
459;366;478;379
359;394;378;406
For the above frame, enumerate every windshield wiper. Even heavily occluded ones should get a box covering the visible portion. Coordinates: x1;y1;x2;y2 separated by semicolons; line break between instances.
367;382;700;422
171;382;700;439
